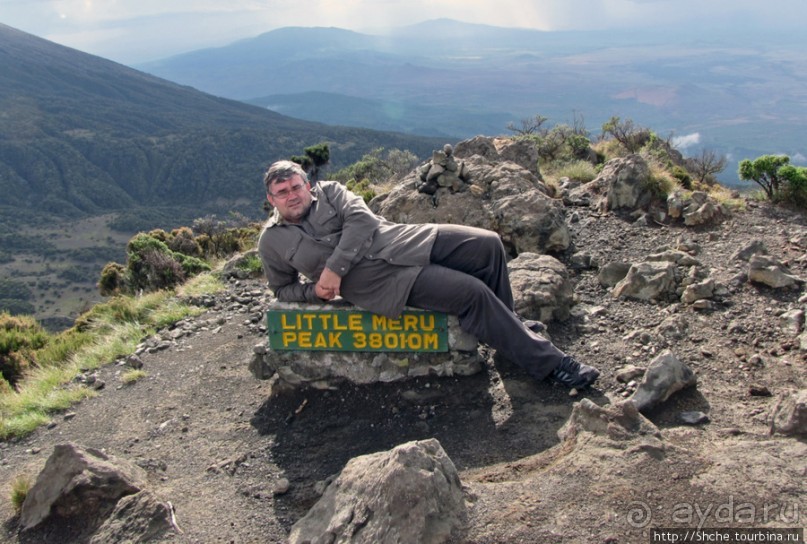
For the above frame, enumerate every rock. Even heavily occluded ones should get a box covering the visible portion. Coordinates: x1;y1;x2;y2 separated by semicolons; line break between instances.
646;249;701;267
749;384;772;397
613;261;677;301
598;262;632;287
779;309;805;336
656;315;689;340
490;190;571;253
288;439;466;544
681;278;715;304
273;478;291;495
373;144;568;255
508;253;574;323
769;389;807;437
220;249;263;279
567;155;654;213
454;136;543;179
748;254;803;288
679;411;710;425
21;443;148;531
683;193;726;226
558;398;661;443
601;155;653;212
731;240;768;261
126;354;144;369
629;350;697;413
616;365;645;383
89;491;177;544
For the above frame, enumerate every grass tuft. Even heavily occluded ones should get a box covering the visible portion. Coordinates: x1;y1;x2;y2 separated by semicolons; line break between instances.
554;160;598;183
10;473;33;512
120;369;148;385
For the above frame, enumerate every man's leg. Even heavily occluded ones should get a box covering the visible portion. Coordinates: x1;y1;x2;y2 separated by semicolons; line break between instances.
406;263;563;381
429;224;514;310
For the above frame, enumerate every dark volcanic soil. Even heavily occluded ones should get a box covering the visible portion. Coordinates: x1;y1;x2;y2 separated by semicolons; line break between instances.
1;201;805;543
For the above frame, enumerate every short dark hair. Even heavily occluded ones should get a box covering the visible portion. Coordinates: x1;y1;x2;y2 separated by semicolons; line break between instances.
263;160;309;193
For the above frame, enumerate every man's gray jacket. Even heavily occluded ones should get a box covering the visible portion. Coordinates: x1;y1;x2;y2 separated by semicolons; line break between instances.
258;180;438;318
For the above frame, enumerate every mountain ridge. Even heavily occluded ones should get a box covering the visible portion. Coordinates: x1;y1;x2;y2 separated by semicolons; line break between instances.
136;20;807;184
0;23;444;220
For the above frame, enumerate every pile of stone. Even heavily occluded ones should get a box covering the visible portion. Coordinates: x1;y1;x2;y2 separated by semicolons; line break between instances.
415;144;471;195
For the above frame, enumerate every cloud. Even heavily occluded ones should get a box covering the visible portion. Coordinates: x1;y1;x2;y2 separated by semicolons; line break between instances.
3;0;807;63
672;133;701;151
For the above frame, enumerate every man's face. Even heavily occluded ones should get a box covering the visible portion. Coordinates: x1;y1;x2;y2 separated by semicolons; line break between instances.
267;174;313;223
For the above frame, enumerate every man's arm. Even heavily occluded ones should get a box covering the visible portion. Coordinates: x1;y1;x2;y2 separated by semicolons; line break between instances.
259;237;322;303
320;181;381;278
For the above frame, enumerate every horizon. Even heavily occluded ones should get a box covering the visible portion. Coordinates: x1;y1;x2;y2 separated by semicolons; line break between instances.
2;0;806;64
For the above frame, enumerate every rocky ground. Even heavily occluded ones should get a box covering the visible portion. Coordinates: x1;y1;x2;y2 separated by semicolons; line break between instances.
1;200;806;543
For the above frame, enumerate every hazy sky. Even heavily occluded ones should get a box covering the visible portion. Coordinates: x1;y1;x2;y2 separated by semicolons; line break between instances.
1;0;804;64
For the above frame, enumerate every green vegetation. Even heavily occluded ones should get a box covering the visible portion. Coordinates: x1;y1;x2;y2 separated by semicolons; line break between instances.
291;142;331;183
97;220;260;297
0;278;35;317
505;113;737;208
236;253;264;276
554;160;598;183
10;473;32;512
331;147;420;202
0;273;220;440
120;369;148;385
738;155;807;208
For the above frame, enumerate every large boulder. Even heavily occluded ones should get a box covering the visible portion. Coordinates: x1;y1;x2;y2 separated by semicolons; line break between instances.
373;149;569;256
19;443;178;543
567;154;653;213
508;253;574;322
21;444;148;531
454;135;543;179
289;439;466;544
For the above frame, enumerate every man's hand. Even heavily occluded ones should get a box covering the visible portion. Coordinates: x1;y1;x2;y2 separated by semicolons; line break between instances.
315;267;342;300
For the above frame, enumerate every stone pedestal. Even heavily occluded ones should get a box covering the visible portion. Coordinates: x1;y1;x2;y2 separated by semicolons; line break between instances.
249;301;483;388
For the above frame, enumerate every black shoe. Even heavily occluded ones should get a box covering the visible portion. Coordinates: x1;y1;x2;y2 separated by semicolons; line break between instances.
549;356;600;389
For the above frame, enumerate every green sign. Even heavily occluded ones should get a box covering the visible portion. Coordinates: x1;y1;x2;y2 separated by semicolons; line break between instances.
267;309;448;352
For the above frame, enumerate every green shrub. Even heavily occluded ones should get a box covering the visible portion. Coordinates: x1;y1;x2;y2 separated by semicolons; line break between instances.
1;314;47;387
555;160;597;183
671;165;693;190
168;227;202;257
98;262;127;296
236;254;264;275
346;179;376;203
777;165;807;209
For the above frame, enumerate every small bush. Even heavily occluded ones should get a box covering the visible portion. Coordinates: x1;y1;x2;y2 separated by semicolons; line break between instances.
120;369;148;384
168;227;202;257
555;160;598;183
645;162;677;200
1;314;48;387
777;165;807;209
236;254;264;276
98;262;127;296
346;179;376;203
671;165;692;190
10;474;32;512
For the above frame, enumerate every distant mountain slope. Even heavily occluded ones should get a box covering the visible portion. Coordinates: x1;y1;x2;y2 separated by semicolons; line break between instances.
0;24;444;224
138;20;807;184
